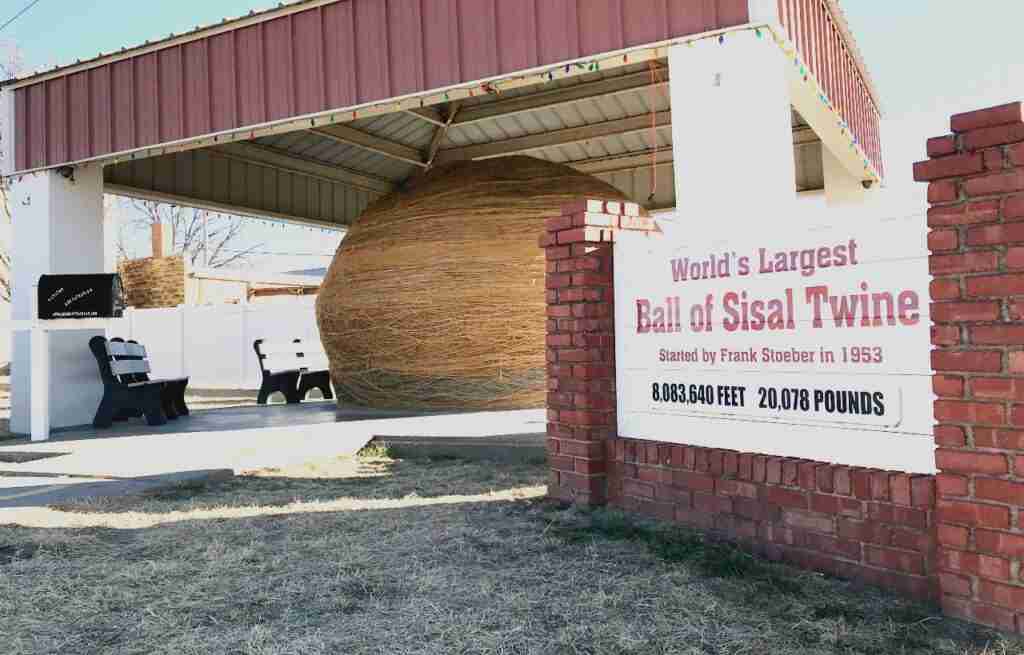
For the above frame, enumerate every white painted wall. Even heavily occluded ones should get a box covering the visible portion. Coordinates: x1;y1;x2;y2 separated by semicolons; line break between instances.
10;167;106;434
106;297;323;389
669;30;796;236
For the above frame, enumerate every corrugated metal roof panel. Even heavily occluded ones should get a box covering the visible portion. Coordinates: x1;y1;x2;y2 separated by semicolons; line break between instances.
12;0;752;173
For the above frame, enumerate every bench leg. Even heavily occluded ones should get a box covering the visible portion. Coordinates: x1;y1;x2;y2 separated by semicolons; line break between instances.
283;371;302;404
298;371;333;401
161;385;179;420
257;378;274;405
142;388;168;426
93;391;118;428
174;381;190;416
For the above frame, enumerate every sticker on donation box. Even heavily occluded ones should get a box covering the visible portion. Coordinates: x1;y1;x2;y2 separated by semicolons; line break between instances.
614;213;932;438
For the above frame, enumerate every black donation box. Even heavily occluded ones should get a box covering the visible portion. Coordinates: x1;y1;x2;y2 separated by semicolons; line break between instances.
38;274;125;319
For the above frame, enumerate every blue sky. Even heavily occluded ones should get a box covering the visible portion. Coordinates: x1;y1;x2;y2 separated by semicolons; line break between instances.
4;1;1023;266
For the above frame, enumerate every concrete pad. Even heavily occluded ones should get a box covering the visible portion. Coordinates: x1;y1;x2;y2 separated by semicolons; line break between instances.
0;469;233;509
0;402;546;479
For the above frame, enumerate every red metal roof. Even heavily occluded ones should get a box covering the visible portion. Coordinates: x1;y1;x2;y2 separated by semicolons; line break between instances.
10;0;752;173
777;0;883;176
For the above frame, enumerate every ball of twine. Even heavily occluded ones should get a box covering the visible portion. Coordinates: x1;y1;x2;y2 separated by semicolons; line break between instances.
316;156;627;410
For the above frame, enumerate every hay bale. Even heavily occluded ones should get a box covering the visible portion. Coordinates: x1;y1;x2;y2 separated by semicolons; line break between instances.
316;156;627;410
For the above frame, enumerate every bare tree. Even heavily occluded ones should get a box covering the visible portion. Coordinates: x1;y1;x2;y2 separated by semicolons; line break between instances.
126;199;261;268
0;189;11;302
0;41;25;303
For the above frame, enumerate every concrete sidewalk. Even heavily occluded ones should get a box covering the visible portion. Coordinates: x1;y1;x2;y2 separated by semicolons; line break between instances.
0;469;234;508
0;402;546;509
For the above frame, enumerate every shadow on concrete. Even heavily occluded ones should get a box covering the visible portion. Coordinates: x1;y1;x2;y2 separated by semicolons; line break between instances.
43;457;548;515
0;401;459;447
0;469;234;509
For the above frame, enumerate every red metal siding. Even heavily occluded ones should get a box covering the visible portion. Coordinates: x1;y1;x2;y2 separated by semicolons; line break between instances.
718;0;748;27
624;0;669;46
158;47;185;143
323;2;358;109
265;16;296;121
294;9;327;115
89;66;111;156
236;25;267;127
182;40;211;137
536;0;580;66
27;83;46;168
387;0;425;96
457;0;498;83
421;0;460;89
134;53;159;148
579;0;624;58
778;0;882;176
208;32;238;133
14;88;27;170
68;72;90;161
45;78;67;165
669;0;715;37
12;0;754;171
354;0;390;104
495;0;537;75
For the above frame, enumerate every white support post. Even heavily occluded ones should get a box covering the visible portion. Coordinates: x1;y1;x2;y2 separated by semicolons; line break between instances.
823;146;875;208
668;29;797;234
28;286;49;441
10;166;106;436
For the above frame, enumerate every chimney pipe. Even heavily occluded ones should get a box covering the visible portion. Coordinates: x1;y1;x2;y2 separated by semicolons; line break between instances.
151;222;164;258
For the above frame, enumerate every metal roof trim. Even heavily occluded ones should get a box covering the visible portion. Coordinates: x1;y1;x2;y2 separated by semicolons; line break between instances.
823;0;882;115
0;0;335;88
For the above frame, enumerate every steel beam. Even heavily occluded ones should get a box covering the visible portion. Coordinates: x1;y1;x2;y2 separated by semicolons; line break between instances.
210;142;395;195
435;111;671;164
452;68;669;126
311;124;427;168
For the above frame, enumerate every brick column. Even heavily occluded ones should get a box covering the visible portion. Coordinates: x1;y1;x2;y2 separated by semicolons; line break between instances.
540;199;655;505
915;102;1024;634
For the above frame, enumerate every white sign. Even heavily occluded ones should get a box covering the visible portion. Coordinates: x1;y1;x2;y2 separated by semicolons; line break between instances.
614;210;935;473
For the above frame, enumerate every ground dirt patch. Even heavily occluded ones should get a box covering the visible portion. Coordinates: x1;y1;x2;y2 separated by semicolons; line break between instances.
0;454;1021;654
0;451;68;464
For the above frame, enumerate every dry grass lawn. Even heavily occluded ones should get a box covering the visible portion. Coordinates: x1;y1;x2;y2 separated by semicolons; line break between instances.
1;451;1022;655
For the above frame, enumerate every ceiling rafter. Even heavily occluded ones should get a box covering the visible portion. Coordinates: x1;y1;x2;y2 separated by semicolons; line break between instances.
311;124;428;168
210;142;395;195
451;67;669;126
434;111;672;164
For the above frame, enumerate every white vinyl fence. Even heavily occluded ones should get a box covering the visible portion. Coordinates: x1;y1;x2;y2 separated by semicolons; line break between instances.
106;298;323;389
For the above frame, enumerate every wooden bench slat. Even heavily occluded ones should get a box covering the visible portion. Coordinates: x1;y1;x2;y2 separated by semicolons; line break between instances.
111;359;151;375
262;354;308;373
256;342;305;356
107;342;128;356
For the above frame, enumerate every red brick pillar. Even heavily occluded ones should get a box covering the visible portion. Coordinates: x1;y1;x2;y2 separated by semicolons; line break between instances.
541;199;655;505
915;102;1024;634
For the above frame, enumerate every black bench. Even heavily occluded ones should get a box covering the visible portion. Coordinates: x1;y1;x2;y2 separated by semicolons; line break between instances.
253;338;334;405
89;336;190;427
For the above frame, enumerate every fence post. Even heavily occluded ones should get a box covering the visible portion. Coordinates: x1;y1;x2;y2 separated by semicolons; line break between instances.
178;305;187;379
239;304;248;389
